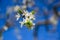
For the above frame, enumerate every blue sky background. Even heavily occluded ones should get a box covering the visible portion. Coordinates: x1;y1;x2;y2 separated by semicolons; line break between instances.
0;0;60;40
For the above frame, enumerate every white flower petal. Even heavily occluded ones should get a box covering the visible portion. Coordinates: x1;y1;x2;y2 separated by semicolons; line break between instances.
19;21;24;28
33;23;35;26
14;5;20;12
16;13;20;21
3;26;8;31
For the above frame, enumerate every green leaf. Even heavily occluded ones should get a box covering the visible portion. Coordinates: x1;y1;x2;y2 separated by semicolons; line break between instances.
25;21;33;29
18;9;23;14
31;11;35;15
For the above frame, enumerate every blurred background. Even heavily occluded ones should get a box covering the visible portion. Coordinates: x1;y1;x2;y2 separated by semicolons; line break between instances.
0;0;60;40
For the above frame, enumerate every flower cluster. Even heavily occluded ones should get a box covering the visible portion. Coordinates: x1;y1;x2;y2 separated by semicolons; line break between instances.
14;5;35;29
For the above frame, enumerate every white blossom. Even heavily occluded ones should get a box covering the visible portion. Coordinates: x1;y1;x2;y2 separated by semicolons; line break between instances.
18;10;35;29
23;10;35;20
3;26;8;31
19;21;24;28
14;5;20;12
33;23;35;26
50;15;58;25
22;5;27;10
15;13;20;21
